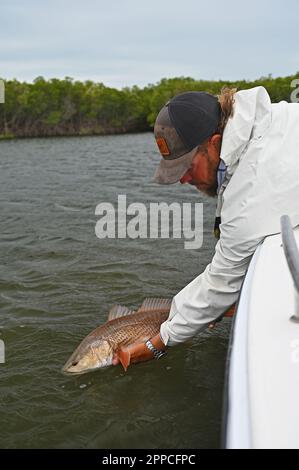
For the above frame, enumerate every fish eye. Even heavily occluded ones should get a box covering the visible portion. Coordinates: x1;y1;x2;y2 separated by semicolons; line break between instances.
71;360;79;367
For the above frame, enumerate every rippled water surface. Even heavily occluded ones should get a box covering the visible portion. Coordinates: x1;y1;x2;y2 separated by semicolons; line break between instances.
0;133;230;448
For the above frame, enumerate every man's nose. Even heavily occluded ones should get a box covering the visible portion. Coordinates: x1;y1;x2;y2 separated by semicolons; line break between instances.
180;171;193;184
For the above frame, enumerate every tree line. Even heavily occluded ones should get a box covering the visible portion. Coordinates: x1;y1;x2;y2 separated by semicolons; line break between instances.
0;72;298;139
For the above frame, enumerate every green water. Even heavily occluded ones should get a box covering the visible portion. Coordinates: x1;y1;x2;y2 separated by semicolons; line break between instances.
0;133;230;448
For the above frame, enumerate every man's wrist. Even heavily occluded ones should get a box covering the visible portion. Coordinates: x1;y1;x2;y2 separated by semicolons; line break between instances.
145;339;167;359
150;333;167;351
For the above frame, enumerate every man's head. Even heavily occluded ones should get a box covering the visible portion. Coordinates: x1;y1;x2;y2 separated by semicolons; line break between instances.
153;91;222;197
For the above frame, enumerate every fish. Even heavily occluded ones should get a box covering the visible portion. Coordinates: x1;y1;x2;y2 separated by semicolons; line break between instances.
62;298;172;375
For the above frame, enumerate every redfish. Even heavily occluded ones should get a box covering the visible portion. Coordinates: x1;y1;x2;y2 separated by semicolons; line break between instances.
62;298;171;375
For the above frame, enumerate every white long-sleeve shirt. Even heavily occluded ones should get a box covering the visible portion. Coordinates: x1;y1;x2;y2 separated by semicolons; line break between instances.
160;86;299;346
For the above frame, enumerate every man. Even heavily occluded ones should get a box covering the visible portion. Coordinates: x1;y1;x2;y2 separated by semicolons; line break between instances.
113;85;299;367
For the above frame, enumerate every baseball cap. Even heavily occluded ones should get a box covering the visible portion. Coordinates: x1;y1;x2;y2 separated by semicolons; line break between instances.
154;91;221;184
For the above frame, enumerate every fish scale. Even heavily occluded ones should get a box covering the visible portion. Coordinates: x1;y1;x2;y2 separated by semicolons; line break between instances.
90;310;169;348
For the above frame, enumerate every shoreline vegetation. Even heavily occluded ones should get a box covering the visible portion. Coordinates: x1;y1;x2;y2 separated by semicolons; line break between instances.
0;73;298;140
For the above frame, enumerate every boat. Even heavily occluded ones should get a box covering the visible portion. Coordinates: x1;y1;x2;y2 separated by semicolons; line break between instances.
224;215;299;449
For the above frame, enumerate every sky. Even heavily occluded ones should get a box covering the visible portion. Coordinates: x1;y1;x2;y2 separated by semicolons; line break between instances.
1;0;298;89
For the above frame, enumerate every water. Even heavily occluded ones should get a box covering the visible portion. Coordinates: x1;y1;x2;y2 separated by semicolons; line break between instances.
0;133;230;449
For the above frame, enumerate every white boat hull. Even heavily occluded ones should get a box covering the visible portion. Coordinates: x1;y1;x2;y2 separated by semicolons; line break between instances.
225;227;299;449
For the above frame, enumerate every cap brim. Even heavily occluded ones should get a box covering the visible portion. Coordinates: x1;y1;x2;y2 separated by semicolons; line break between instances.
154;147;198;184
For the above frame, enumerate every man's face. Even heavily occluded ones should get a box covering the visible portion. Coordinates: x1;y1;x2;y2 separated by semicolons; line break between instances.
179;134;222;197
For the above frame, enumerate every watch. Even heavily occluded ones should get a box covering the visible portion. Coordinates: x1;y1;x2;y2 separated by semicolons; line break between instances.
145;340;167;359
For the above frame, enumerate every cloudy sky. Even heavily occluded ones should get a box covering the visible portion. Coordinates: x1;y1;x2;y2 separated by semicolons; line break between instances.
1;0;298;89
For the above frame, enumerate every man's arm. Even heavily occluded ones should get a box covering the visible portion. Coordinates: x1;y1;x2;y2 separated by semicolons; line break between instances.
160;154;266;346
160;235;257;346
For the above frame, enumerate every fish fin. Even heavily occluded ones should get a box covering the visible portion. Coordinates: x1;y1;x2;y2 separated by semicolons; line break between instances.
137;298;172;313
117;348;131;372
107;305;135;321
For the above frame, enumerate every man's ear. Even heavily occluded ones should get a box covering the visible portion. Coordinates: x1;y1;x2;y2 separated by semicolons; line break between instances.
209;133;222;154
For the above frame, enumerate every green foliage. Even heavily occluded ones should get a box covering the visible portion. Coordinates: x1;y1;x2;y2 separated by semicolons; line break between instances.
0;72;298;138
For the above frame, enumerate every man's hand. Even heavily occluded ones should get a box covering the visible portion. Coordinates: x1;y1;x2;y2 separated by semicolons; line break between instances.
112;342;153;367
112;333;167;370
208;303;236;329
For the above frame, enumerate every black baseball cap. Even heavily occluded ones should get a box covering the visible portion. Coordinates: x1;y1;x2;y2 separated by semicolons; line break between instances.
154;91;221;184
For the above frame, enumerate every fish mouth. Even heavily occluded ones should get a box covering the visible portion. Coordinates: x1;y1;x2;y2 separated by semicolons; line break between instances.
61;358;87;376
61;363;98;376
61;359;110;376
62;368;89;376
61;348;89;375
